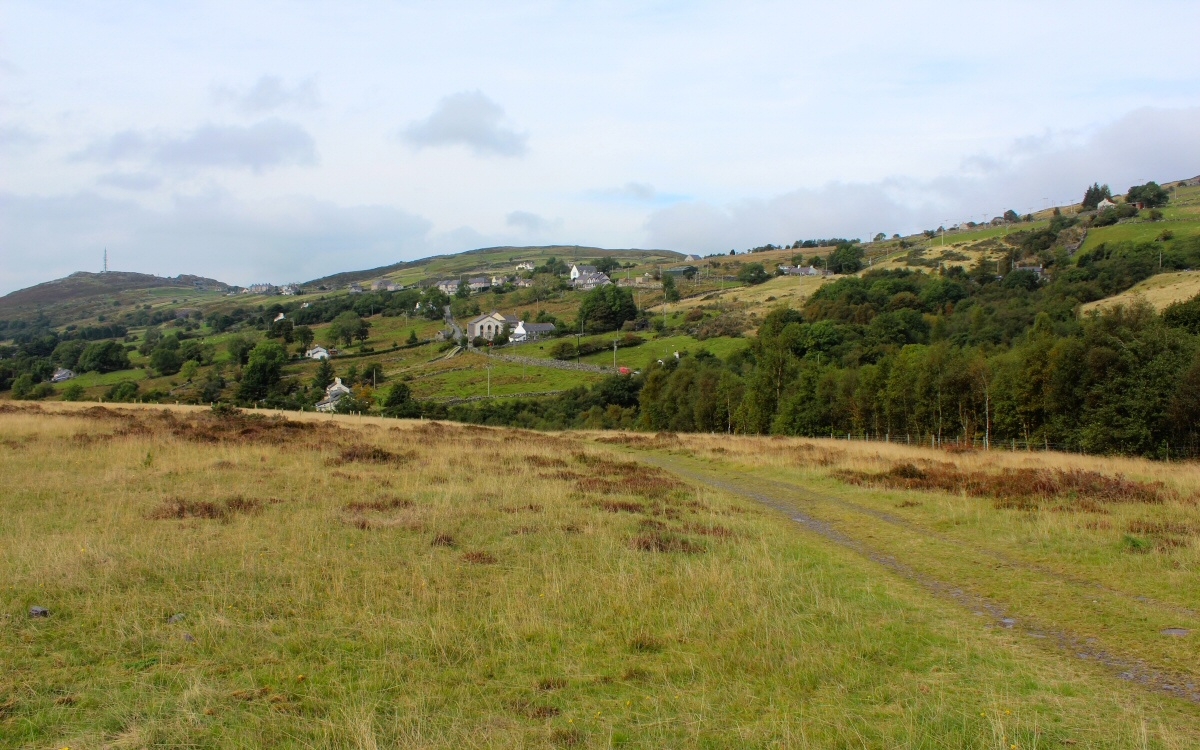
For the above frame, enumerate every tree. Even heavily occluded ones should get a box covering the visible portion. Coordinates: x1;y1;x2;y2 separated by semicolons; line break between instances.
576;284;638;333
874;232;887;242
595;257;621;274
662;273;681;301
294;325;315;350
180;360;200;381
360;361;385;386
329;311;369;346
455;280;470;299
1003;209;1020;223
226;335;253;365
382;382;421;418
827;243;864;274
407;329;419;345
52;340;87;371
311;358;335;390
77;340;131;373
736;263;770;285
149;346;183;376
1126;181;1169;208
104;380;139;402
1082;183;1111;210
238;340;287;401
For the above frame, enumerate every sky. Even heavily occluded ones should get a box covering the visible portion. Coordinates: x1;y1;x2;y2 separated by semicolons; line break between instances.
2;0;1200;294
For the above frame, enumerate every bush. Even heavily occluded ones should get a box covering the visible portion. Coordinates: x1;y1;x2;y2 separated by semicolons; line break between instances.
60;382;85;401
382;382;421;418
736;263;770;285
104;381;140;402
77;340;131;373
549;340;577;360
10;374;35;399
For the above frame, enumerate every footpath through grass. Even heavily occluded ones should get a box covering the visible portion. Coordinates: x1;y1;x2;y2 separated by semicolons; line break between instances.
2;404;1199;748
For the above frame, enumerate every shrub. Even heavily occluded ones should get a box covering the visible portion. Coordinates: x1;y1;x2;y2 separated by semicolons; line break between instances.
60;382;85;401
104;381;140;402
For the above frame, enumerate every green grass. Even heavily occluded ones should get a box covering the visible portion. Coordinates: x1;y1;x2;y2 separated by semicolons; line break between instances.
506;333;748;371
1079;219;1200;253
4;405;1199;747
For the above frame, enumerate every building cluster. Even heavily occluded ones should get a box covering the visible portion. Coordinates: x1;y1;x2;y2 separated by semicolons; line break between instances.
466;311;556;343
777;265;832;277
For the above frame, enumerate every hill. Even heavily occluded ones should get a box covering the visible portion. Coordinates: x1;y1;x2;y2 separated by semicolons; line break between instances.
1079;270;1200;315
0;271;228;311
304;245;683;289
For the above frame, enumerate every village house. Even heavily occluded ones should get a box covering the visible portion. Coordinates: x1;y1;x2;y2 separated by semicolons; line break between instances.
1015;264;1045;280
513;277;534;288
347;283;363;294
572;271;611;290
778;265;831;277
510;320;556;342
51;367;75;382
683;254;703;262
468;277;491;293
315;378;352;412
515;261;535;271
279;284;300;296
436;279;461;294
1096;198;1117;211
246;283;275;294
569;264;597;280
305;345;329;360
467;310;519;340
490;274;510;286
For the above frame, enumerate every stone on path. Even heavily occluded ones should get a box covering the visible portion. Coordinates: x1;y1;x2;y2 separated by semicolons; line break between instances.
29;606;49;617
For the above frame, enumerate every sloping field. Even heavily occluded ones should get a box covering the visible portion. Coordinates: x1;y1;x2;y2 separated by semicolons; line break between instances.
3;403;1200;748
1079;270;1200;314
0;272;227;311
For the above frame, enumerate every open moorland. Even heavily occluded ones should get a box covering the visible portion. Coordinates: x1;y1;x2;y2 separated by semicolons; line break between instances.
3;402;1200;748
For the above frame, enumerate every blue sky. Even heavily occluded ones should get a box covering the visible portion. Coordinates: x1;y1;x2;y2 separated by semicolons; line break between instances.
2;0;1199;293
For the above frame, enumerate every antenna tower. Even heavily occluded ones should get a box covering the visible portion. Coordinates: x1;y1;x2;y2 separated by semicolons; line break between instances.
104;248;108;273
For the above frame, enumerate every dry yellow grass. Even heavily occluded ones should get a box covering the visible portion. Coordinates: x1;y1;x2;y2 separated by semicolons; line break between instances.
4;404;1200;748
1079;271;1200;315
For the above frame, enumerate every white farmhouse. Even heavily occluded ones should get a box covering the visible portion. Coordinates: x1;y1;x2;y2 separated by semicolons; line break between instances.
510;321;556;342
315;377;352;412
569;264;597;280
305;346;330;360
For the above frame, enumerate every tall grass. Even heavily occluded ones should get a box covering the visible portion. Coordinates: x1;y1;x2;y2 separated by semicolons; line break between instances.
1;404;1198;747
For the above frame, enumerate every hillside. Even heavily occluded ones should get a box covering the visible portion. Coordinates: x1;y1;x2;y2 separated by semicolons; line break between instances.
0;271;228;311
1079;270;1200;315
304;245;683;289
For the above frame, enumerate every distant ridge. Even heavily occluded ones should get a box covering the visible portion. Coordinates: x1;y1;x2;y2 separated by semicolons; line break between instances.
303;245;683;288
0;271;228;311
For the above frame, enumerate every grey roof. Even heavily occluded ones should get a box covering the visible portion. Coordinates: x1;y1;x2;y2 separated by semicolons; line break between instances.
521;322;556;332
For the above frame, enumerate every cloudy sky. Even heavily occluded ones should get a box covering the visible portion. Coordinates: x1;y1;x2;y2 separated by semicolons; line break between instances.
3;1;1200;293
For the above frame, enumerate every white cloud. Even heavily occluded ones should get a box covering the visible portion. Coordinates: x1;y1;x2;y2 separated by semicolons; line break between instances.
212;75;321;114
505;210;563;233
0;190;432;293
96;172;161;191
0;124;43;148
72;119;317;172
645;106;1200;252
402;91;528;157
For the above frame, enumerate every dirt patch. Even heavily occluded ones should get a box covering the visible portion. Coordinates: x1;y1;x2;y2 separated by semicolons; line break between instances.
629;531;703;553
528;455;568;468
536;677;566;691
147;495;262;520
345;496;412;513
595;499;645;513
461;551;497;564
501;504;543;513
682;522;733;538
511;700;560;719
837;462;1175;507
431;533;456;547
332;445;416;465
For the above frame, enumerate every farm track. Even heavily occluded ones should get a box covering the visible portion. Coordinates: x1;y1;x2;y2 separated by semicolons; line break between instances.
629;450;1200;706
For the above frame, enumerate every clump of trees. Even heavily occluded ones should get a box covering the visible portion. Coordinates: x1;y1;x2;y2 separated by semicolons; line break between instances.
1082;183;1112;210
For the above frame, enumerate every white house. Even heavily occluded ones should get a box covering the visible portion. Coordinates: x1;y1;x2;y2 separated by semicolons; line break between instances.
490;274;510;286
683;254;702;262
467;310;519;340
347;283;363;294
778;265;831;277
315;377;352;412
51;368;75;382
436;279;461;294
569;264;597;280
572;271;611;291
305;346;329;360
510;321;556;342
1097;198;1117;211
279;284;300;296
273;312;286;322
516;261;536;271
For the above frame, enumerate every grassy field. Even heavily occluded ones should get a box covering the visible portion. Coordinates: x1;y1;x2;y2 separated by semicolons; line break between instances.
1078;220;1200;254
3;403;1200;748
1079;270;1200;314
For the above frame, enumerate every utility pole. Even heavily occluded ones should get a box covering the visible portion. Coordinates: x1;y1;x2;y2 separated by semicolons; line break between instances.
613;339;618;369
103;248;107;273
